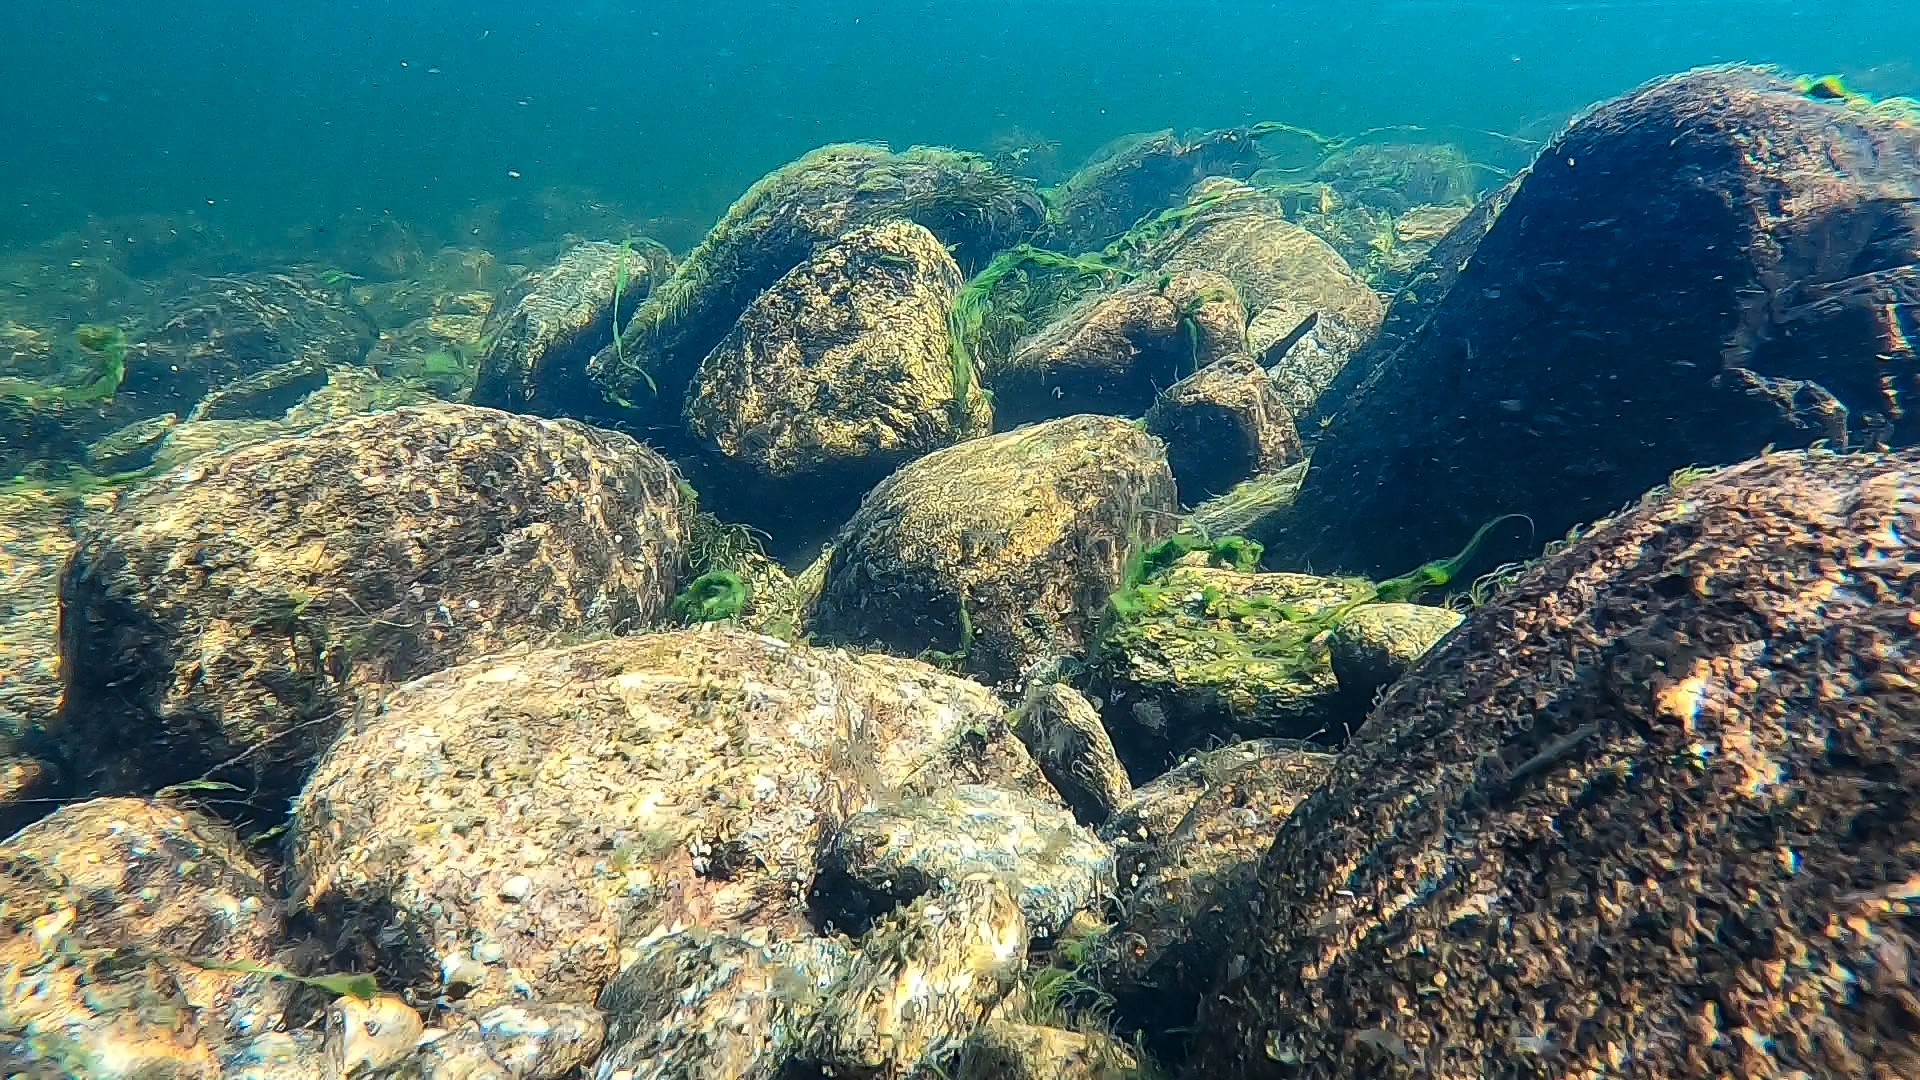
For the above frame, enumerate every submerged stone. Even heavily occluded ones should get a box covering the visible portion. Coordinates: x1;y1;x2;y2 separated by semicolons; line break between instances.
1144;352;1300;505
1010;681;1132;826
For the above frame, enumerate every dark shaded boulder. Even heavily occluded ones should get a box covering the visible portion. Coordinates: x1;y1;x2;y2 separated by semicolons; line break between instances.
1285;66;1920;577
1326;601;1463;711
1145;353;1300;505
1190;448;1920;1079
1039;127;1269;253
1010;681;1132;826
470;239;671;416
809;415;1178;684
55;404;689;809
588;144;1044;418
683;220;987;531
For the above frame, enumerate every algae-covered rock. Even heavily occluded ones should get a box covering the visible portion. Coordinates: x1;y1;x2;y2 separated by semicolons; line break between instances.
804;876;1029;1078
953;1020;1140;1080
290;629;1038;1006
683;219;985;505
1310;141;1481;212
589;144;1043;415
1010;681;1131;826
128;271;374;418
1192;448;1920;1079
811;415;1178;683
471;239;671;416
1145;353;1299;505
1040;127;1268;253
597;930;850;1080
811;784;1114;938
56;403;689;804
1183;462;1306;547
0;488;109;749
0;798;293;1079
1327;601;1462;706
1094;742;1332;1058
1287;66;1920;578
404;1002;604;1080
1095;565;1363;772
994;269;1246;426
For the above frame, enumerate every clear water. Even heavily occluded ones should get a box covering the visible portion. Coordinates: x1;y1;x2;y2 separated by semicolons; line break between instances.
5;1;1917;250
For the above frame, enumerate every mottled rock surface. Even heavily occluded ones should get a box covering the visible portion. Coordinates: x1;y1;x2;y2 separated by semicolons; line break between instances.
590;144;1043;417
1145;353;1300;505
1095;566;1363;772
471;239;671;416
684;219;985;488
1287;66;1920;577
291;629;1041;1006
812;415;1178;683
57;403;689;804
1327;601;1463;708
1011;682;1132;825
1095;742;1333;1056
954;1020;1140;1080
1193;449;1920;1078
0;798;292;1079
811;784;1113;938
994;270;1246;425
0;488;108;748
597;930;850;1080
804;876;1029;1078
1040;127;1267;253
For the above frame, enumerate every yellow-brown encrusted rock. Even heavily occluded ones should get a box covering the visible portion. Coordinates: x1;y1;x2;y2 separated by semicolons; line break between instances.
291;629;1037;1007
1011;682;1131;826
953;1020;1140;1080
811;414;1177;684
1192;449;1920;1078
685;219;986;482
56;403;690;804
0;798;292;1079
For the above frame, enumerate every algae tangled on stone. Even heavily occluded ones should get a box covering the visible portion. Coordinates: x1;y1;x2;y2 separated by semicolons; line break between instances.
672;569;751;624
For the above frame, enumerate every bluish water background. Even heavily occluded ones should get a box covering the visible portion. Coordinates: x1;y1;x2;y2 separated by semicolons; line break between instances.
3;1;1918;248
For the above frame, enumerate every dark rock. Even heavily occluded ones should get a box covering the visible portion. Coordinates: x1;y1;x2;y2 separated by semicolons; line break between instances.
1096;741;1333;1061
1040;128;1268;253
589;144;1043;418
1146;353;1300;505
810;414;1178;684
1285;67;1920;577
1191;448;1920;1079
56;404;689;807
470;239;670;416
953;1020;1140;1080
1326;601;1463;708
1011;682;1132;826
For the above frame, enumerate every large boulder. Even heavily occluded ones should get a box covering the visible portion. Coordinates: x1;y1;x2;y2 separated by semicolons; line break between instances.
809;415;1178;684
290;629;1047;1006
470;239;672;416
682;220;987;527
56;404;689;805
1285;67;1920;577
1191;448;1920;1078
0;798;294;1078
588;144;1043;418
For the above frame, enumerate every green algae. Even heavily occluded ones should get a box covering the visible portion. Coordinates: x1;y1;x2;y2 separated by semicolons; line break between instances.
673;569;750;623
0;324;128;405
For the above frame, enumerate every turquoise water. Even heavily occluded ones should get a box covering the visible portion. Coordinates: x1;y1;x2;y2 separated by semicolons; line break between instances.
5;1;1917;250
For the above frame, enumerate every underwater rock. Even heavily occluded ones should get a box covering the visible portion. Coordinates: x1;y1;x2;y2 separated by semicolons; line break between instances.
953;1020;1140;1080
1010;681;1132;826
471;239;670;416
1093;741;1332;1060
0;798;293;1079
1094;565;1363;774
1099;740;1290;893
128;270;375;419
214;1030;328;1080
1326;600;1462;708
83;412;182;473
588;144;1043;419
803;875;1029;1078
1145;352;1299;505
1182;462;1306;548
0;488;108;751
683;219;985;525
596;930;851;1080
405;1002;605;1080
324;994;425;1078
994;269;1245;426
810;783;1113;938
290;629;1037;1006
0;756;58;837
56;403;689;805
810;414;1178;684
1040;127;1268;253
1191;448;1920;1078
187;356;332;422
1286;66;1920;577
1309;142;1481;213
